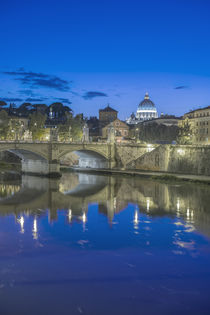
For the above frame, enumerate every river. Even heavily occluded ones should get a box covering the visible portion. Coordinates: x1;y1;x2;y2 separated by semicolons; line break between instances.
0;171;210;314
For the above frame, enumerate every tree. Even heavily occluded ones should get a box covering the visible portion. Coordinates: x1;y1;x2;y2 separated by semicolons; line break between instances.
47;102;72;120
0;100;7;108
18;102;33;116
58;113;83;142
0;110;10;140
177;119;192;144
9;118;24;140
137;122;179;143
32;104;48;115
29;112;46;140
9;103;17;115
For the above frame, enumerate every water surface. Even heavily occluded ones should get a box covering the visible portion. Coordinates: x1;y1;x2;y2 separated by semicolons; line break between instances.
0;172;210;315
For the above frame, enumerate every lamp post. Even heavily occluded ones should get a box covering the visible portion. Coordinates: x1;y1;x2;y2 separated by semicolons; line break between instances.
69;126;72;142
135;127;139;142
11;129;15;141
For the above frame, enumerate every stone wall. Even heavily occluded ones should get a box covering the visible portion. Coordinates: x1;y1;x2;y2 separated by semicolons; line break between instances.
126;145;167;171
167;145;210;175
126;145;210;176
115;144;150;168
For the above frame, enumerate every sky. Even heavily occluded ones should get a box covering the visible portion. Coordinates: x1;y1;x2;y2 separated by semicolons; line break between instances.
0;0;210;119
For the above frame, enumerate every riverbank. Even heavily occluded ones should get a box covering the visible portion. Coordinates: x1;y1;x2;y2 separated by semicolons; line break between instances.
61;166;210;185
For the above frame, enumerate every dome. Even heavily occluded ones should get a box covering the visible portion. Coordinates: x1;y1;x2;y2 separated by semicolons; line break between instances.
126;92;158;124
138;92;155;110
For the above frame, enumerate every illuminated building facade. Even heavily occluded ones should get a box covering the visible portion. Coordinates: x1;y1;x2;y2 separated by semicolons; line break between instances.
127;92;158;125
181;106;210;144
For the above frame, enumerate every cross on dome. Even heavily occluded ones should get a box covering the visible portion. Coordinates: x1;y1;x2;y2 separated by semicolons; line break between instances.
145;92;149;100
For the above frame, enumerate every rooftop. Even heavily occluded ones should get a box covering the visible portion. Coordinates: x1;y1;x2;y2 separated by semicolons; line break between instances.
99;105;118;113
185;105;210;115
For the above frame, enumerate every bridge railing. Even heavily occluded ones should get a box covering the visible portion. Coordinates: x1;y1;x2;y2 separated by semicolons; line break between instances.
0;140;154;147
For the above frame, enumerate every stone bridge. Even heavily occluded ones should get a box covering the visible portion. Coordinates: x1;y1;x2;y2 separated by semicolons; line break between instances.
0;141;153;176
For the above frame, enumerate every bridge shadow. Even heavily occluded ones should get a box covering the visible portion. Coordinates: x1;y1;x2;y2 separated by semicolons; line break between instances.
60;150;108;169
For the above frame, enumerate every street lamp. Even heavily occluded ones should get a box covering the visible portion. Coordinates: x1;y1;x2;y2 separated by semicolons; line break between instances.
11;129;15;141
135;128;139;142
69;126;72;142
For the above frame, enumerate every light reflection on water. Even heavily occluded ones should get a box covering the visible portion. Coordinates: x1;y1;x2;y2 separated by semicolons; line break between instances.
0;172;210;314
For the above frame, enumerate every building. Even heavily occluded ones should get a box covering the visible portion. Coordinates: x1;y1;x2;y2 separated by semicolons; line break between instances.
87;105;129;141
99;105;118;124
181;106;210;144
98;105;119;138
101;118;129;141
141;115;180;127
127;92;158;125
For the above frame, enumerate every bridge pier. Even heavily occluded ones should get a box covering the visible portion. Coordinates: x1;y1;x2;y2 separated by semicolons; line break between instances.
108;144;116;169
21;159;61;177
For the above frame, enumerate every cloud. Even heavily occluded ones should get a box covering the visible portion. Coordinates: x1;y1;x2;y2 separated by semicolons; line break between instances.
83;91;108;100
3;70;70;91
0;97;23;102
174;86;189;90
25;97;46;102
19;89;37;96
55;97;72;105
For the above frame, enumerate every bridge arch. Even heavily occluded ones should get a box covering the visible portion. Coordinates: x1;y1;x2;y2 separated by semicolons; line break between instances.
0;147;51;175
1;149;47;162
0;142;49;161
58;148;108;168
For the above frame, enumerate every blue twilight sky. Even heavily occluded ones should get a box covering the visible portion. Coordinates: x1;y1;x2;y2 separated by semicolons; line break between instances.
0;0;210;119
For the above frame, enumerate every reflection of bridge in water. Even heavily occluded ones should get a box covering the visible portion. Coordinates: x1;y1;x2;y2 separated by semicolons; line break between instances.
0;172;210;237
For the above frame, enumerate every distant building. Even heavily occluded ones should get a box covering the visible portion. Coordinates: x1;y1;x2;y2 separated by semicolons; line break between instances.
127;92;158;125
142;115;180;127
99;105;118;123
87;105;130;141
98;105;118;137
181;106;210;144
102;118;129;141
